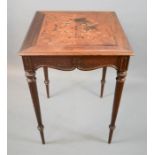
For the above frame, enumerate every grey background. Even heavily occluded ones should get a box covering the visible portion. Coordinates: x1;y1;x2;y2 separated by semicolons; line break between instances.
8;0;147;155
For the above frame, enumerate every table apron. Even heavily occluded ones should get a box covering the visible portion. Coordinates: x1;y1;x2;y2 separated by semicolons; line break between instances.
22;56;130;72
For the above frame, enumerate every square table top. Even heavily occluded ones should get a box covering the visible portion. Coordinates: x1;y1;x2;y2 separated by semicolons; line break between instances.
19;11;134;56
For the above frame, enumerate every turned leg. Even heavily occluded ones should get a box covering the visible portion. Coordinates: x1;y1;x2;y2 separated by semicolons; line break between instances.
25;71;45;144
100;67;107;97
108;70;127;144
43;67;50;98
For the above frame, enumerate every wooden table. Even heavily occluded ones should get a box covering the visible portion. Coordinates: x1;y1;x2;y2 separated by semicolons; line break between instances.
19;11;134;144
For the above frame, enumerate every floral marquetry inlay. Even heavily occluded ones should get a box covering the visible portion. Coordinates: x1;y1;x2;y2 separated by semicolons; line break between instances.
37;12;117;46
19;11;134;56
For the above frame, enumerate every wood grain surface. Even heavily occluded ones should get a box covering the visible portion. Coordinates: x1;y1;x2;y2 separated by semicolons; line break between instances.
19;11;134;56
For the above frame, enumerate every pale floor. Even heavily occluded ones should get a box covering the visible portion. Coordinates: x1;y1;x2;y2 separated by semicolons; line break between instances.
8;64;146;155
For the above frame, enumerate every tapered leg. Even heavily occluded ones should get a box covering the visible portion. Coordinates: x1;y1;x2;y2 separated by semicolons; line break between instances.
25;71;45;144
43;67;50;98
100;67;107;97
108;70;127;144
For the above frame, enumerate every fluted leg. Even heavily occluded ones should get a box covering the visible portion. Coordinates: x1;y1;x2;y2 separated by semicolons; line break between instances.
108;70;127;144
25;71;45;144
43;67;50;98
100;67;107;97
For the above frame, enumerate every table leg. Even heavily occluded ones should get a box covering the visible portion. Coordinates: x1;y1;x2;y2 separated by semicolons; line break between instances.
43;67;50;98
108;70;127;143
25;71;45;144
100;67;107;97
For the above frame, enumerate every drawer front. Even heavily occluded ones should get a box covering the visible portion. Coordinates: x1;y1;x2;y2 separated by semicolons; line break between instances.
23;56;128;71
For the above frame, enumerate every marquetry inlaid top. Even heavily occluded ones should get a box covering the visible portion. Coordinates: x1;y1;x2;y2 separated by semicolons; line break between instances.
19;11;134;56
